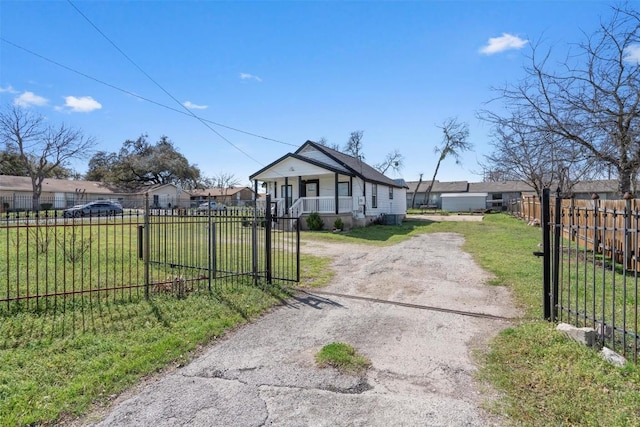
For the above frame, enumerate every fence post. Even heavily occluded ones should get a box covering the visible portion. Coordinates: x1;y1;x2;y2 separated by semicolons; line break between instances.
592;193;600;253
624;192;634;270
265;194;272;284
542;188;552;320
252;190;259;286
144;193;150;300
552;187;561;322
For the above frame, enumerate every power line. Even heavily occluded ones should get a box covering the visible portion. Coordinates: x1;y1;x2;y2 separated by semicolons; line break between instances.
0;38;298;151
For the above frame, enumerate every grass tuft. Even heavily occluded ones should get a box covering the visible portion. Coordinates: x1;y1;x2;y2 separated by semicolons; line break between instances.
315;342;371;375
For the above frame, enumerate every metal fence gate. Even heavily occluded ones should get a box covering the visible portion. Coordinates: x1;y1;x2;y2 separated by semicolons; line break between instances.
540;188;639;362
143;194;299;296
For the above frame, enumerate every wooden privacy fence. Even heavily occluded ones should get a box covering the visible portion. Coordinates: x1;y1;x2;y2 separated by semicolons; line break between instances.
518;195;640;270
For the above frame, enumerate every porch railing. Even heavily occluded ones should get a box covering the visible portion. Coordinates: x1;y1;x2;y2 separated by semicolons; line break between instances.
287;197;353;218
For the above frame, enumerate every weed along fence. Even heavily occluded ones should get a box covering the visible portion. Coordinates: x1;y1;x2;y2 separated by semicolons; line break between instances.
514;191;640;362
0;195;299;314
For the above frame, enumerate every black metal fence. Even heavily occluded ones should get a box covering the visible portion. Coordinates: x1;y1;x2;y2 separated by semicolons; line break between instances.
539;189;640;362
0;195;299;314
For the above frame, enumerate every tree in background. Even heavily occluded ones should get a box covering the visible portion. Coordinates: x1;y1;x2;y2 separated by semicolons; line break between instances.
423;118;471;207
374;149;404;175
0;105;95;210
410;172;423;209
212;172;240;189
343;130;365;160
0;149;74;178
479;109;600;196
316;137;341;151
86;135;202;191
486;5;640;197
318;131;404;176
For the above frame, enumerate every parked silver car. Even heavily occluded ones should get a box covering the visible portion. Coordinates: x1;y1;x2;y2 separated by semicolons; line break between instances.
197;201;226;211
63;201;123;218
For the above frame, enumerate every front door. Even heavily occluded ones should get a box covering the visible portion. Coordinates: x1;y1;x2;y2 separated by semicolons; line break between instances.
305;182;318;197
305;181;319;212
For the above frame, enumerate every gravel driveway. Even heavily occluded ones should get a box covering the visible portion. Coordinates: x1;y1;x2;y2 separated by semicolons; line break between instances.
87;231;518;426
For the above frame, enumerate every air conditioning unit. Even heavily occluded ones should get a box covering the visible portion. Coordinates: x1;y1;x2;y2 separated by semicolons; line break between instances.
357;196;366;206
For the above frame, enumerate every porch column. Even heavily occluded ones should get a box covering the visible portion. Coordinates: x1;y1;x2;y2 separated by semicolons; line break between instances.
334;173;339;214
298;176;303;201
284;177;289;213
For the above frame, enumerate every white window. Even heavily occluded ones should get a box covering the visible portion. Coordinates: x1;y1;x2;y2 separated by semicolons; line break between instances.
372;184;378;208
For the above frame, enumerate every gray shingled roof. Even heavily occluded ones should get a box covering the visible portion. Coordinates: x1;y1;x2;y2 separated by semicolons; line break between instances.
468;181;535;193
0;175;114;194
571;180;618;194
300;141;406;188
189;187;254;197
406;180;469;193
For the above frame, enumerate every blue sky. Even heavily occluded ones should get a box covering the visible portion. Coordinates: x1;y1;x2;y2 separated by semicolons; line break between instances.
0;0;617;186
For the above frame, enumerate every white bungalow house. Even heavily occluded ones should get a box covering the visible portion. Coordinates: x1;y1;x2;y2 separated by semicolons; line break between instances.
249;140;407;230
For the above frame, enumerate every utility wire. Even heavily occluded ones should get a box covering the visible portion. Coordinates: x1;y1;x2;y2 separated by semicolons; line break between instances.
0;39;297;150
65;0;279;167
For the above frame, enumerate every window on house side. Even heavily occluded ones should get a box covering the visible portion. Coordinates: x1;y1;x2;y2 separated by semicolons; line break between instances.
389;187;393;200
372;184;378;208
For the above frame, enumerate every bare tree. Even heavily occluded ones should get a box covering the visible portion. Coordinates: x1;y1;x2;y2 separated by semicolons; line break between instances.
424;118;472;206
479;109;600;196
316;137;341;151
343;130;365;159
0;105;95;210
373;149;404;175
489;5;640;196
212;172;241;189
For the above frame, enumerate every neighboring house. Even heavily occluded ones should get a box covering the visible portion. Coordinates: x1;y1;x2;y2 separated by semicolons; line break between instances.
190;186;255;207
407;179;620;211
130;183;191;209
406;180;469;209
249;140;408;230
571;180;618;200
0;175;193;211
0;175;117;211
468;181;535;210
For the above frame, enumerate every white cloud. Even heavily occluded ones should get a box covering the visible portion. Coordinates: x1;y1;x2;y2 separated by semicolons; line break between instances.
239;72;263;82
183;101;208;110
59;96;102;113
480;33;528;55
13;91;48;107
0;85;18;94
623;44;640;63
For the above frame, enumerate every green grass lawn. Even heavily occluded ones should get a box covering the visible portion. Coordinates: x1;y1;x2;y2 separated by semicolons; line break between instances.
2;213;639;425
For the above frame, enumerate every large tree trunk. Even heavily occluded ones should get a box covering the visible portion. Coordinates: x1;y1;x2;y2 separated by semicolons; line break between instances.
618;164;634;197
424;156;444;209
411;173;423;209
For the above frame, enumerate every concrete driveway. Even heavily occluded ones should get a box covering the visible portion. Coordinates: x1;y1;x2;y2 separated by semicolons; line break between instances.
87;232;517;426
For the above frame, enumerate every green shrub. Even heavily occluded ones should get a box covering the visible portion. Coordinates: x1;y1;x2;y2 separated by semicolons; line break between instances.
40;203;53;211
333;217;344;230
306;212;324;231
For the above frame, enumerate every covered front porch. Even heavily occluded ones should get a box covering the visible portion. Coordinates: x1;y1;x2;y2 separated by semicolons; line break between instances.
253;170;361;220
